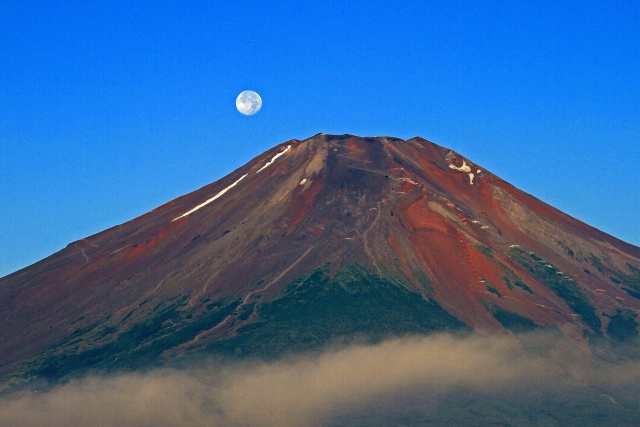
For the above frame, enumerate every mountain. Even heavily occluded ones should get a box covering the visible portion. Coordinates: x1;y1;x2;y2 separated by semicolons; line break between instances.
1;133;639;388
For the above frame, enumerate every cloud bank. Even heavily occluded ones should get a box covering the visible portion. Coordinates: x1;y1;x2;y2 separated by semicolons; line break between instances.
1;333;639;426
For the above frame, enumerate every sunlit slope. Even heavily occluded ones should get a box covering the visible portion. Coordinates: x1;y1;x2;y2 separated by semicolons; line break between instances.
1;134;639;387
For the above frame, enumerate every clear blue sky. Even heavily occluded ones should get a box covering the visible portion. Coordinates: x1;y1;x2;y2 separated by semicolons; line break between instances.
1;1;638;277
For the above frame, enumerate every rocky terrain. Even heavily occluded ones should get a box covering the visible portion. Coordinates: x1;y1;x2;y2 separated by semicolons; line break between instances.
1;133;639;390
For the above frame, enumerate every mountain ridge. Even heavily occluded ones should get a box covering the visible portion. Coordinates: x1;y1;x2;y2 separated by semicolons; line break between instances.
1;133;639;388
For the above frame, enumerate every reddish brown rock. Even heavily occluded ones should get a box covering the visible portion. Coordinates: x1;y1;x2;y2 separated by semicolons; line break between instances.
1;134;639;382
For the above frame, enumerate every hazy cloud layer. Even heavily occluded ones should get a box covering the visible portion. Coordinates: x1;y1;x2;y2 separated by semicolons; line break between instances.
1;333;639;426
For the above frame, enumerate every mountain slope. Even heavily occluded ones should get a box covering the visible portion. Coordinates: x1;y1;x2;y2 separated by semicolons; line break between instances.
1;133;639;386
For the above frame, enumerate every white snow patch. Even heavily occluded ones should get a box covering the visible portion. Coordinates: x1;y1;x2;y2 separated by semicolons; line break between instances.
468;173;475;185
300;178;307;185
256;145;291;173
481;225;490;229
448;160;471;173
471;220;481;224
477;169;482;174
172;174;248;221
509;244;521;248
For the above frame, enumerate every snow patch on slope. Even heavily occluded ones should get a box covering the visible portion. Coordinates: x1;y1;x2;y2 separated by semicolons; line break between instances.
449;160;471;173
257;145;291;173
172;174;248;221
449;160;477;185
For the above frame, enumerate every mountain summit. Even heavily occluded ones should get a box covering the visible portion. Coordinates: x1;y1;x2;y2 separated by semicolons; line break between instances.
1;133;639;386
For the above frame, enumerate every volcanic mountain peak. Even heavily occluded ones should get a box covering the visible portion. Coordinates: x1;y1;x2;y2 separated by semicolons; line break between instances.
1;133;639;387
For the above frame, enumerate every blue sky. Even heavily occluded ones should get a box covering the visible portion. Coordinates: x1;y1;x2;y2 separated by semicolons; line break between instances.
1;1;638;277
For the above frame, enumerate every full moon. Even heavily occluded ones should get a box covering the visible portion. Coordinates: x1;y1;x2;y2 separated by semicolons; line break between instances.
236;90;262;115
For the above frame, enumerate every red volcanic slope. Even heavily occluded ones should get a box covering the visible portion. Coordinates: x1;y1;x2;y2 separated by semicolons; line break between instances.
1;133;639;377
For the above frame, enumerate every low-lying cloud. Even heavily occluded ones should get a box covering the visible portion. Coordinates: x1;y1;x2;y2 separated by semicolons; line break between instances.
2;332;640;426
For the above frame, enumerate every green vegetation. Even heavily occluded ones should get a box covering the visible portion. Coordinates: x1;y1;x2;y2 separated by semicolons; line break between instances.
475;244;494;259
509;247;601;332
205;264;468;358
28;265;470;380
490;306;540;334
589;254;605;273
611;264;640;301
502;276;534;294
236;303;255;320
606;311;639;342
485;284;501;297
31;296;240;381
500;263;534;294
622;288;640;300
414;270;433;294
557;240;575;258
